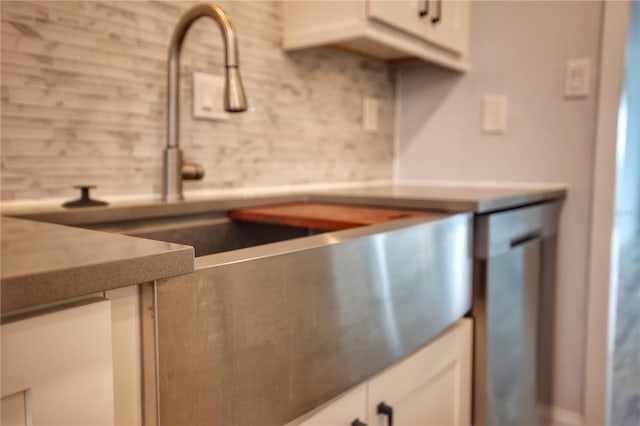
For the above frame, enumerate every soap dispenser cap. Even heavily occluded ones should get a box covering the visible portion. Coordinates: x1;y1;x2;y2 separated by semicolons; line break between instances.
62;185;109;208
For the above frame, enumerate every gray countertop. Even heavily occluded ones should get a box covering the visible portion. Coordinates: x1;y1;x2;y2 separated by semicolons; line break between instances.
1;217;194;313
0;182;566;313
309;184;568;213
3;183;567;226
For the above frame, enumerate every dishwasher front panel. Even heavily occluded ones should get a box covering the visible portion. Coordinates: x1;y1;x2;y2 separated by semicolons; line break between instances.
472;200;561;426
474;240;541;426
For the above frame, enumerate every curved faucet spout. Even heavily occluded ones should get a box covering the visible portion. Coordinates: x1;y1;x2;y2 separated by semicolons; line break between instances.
164;3;248;202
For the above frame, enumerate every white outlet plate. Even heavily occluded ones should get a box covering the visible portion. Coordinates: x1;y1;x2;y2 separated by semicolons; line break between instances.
193;72;229;120
565;58;591;99
363;97;379;132
482;95;507;134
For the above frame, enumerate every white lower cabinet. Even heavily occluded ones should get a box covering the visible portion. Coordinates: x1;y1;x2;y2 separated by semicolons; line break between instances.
368;319;473;426
1;299;115;426
289;319;472;426
288;384;368;426
107;286;144;426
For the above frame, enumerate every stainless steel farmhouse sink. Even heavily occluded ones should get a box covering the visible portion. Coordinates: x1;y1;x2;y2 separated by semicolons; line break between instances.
86;205;473;426
95;214;321;258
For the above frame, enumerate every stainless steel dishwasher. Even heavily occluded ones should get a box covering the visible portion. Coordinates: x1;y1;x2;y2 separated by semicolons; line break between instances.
472;201;561;426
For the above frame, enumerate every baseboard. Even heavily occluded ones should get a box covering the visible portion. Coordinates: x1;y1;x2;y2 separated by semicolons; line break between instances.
538;405;585;426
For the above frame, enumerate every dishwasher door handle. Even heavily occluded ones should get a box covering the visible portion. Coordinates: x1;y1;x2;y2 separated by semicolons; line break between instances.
474;200;562;258
510;231;542;248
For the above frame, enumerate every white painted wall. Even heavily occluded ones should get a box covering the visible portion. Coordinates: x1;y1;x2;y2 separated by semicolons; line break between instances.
396;0;603;416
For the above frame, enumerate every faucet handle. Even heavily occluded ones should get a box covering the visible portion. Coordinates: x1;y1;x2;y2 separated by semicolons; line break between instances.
182;161;205;180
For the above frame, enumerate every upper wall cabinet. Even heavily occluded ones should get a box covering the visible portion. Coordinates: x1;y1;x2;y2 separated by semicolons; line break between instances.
282;0;472;71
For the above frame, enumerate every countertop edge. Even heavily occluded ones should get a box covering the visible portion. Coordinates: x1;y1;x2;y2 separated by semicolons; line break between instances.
2;247;194;313
309;187;568;214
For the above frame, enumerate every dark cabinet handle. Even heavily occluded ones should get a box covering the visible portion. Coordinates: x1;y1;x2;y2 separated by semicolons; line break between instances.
351;419;367;426
431;0;441;23
419;0;429;17
377;402;394;426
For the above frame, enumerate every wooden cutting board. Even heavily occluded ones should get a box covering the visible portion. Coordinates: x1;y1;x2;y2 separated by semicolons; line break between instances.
229;203;430;231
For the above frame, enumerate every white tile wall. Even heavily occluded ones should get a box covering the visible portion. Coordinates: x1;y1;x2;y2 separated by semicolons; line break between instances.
0;1;395;201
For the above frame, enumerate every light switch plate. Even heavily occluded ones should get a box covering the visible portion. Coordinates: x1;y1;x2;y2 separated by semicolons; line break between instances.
363;97;379;132
565;58;591;98
193;72;229;120
482;95;507;134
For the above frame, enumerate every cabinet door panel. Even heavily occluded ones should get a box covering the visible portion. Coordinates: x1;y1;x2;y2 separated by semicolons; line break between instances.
1;300;115;426
286;384;367;426
426;0;471;55
367;319;472;426
368;0;427;40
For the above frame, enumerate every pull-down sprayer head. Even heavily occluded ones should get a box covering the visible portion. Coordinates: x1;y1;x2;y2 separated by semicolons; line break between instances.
225;66;247;112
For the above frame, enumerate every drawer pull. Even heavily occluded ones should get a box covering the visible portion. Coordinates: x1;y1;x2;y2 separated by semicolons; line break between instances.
419;0;429;17
377;402;394;426
431;0;441;23
351;419;367;426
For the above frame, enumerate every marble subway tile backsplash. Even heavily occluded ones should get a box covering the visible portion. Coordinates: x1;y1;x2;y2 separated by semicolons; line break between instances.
0;1;395;201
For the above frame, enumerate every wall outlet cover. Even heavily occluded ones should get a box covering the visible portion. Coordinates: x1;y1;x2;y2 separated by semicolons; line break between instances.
482;95;507;134
193;72;229;121
363;97;379;132
565;58;591;99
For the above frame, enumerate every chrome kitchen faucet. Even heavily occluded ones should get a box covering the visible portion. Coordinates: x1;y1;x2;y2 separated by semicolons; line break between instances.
163;3;247;202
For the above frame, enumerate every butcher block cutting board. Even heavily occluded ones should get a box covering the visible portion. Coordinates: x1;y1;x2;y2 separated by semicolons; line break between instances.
229;203;430;231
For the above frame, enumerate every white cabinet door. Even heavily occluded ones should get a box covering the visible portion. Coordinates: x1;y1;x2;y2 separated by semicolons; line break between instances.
1;299;115;426
286;384;367;426
285;319;472;426
283;0;471;70
107;286;143;426
369;0;471;55
367;319;473;426
426;0;471;55
368;1;426;40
